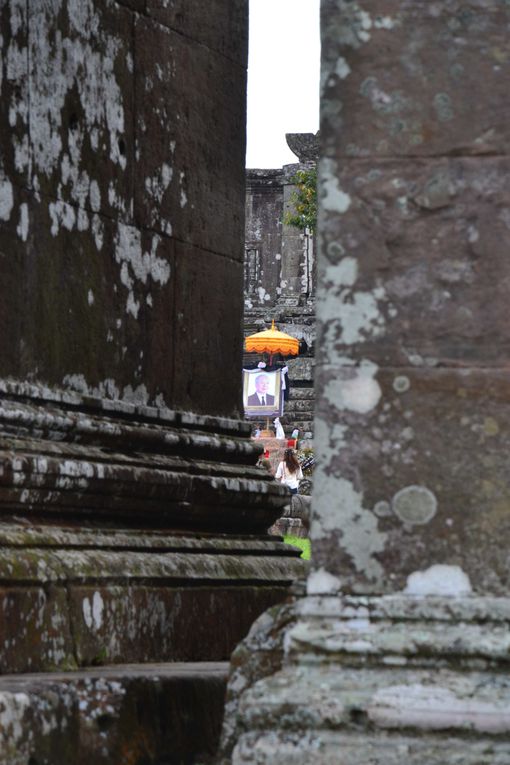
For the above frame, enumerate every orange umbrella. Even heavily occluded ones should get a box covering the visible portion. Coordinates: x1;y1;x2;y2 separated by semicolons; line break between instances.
245;320;299;357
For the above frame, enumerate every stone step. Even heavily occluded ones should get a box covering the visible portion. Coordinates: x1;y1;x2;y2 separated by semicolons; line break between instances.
285;400;315;413
284;415;314;429
287;388;315;400
287;357;315;382
285;421;314;436
0;662;229;765
286;406;315;417
283;412;314;423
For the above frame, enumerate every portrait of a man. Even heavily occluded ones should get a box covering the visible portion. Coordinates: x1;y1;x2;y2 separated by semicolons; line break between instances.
246;373;275;407
243;369;281;416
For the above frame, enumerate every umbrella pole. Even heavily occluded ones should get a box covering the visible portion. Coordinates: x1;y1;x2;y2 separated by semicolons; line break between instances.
267;353;273;434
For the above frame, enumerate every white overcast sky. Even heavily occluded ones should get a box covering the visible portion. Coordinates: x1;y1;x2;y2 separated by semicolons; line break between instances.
246;0;321;168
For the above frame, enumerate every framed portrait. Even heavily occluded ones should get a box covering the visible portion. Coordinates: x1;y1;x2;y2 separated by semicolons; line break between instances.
243;369;282;418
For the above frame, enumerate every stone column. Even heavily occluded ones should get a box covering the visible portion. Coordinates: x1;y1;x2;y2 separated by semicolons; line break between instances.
280;178;307;303
0;0;304;729
222;1;510;762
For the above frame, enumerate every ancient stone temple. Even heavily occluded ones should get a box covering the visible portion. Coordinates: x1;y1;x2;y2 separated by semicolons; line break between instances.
222;1;510;762
0;1;304;761
244;133;318;441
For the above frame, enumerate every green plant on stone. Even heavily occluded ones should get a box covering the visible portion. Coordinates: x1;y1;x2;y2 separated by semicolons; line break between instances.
90;646;109;666
283;168;317;233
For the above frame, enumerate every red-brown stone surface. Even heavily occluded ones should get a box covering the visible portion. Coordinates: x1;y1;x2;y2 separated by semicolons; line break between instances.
321;0;510;159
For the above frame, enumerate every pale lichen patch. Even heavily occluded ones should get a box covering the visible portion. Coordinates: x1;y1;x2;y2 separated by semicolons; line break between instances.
320;158;351;213
0;177;14;221
48;200;76;236
28;0;128;186
404;564;472;596
114;223;171;318
312;472;387;584
16;202;28;241
307;568;341;595
323;362;382;415
335;56;351;79
318;255;388;348
393;375;410;393
392;485;438;525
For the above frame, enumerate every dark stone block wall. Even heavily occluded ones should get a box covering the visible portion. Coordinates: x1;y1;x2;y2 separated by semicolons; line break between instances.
0;0;247;417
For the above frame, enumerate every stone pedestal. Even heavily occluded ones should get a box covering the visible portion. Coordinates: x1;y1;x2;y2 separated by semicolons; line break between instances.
221;1;510;762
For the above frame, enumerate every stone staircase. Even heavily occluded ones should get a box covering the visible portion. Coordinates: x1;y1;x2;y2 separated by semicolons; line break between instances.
285;356;314;442
284;386;314;441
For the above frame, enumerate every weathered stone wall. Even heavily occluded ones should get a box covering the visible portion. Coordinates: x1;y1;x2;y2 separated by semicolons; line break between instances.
0;0;247;417
244;134;317;438
244;133;318;315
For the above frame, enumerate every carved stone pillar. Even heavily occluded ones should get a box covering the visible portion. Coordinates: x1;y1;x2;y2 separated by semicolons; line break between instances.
222;1;510;762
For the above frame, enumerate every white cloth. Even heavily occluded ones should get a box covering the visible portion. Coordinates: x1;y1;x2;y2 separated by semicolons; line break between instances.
274;417;285;439
275;461;303;490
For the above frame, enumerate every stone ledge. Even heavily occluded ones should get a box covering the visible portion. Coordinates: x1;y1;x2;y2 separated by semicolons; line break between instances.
0;660;229;683
0;377;251;436
233;731;510;765
0;662;229;765
0;523;298;553
296;593;510;622
0;546;305;584
0;524;305;672
0;391;291;532
0;385;306;673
